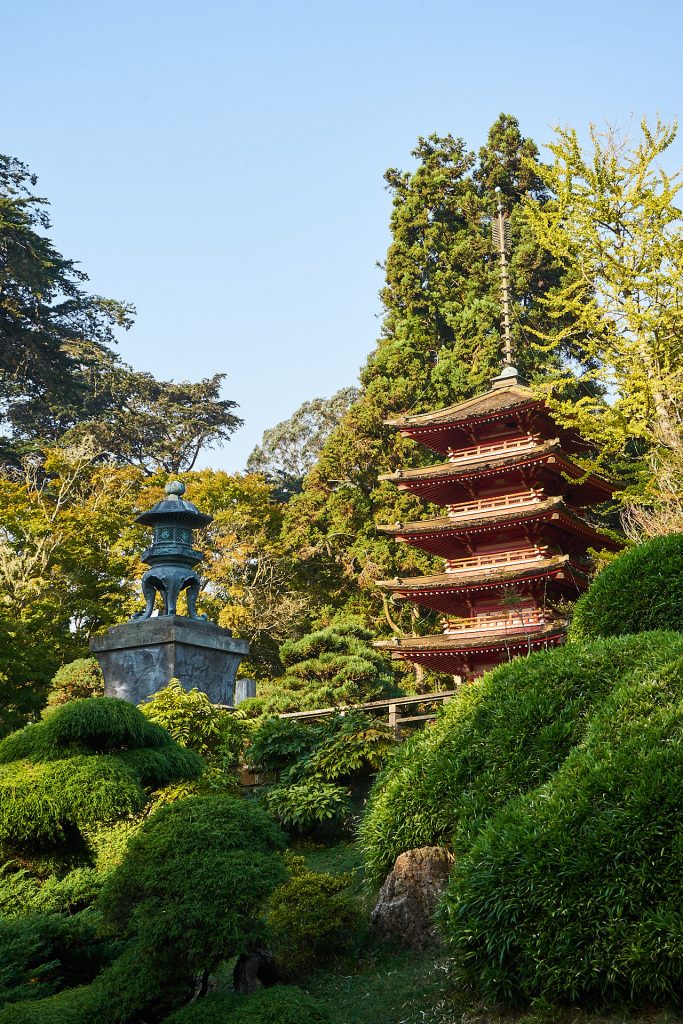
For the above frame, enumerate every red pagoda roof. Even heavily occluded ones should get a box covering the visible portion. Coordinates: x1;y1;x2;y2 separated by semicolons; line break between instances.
378;555;588;612
378;496;622;557
385;382;540;429
385;381;591;458
374;623;566;672
379;440;616;506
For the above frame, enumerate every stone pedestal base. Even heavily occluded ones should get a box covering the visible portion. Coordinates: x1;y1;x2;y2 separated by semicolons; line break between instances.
90;616;249;706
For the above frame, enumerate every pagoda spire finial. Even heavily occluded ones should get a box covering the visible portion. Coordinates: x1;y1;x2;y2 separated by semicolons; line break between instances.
492;188;513;367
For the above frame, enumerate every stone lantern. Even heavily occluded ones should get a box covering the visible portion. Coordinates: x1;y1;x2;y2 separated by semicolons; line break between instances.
90;481;249;706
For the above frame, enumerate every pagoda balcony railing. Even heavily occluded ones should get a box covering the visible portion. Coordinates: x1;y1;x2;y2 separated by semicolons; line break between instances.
446;435;540;464
444;608;554;637
447;491;543;519
445;548;547;573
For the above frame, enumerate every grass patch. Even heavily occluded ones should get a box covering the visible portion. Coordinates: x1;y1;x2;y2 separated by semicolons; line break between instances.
304;942;683;1024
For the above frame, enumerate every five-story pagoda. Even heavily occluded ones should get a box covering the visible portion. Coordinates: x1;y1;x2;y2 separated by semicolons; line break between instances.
374;202;622;680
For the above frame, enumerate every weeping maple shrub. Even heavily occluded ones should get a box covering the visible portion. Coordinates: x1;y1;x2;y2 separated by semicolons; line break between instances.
568;533;683;640
359;631;683;886
440;657;683;1007
0;697;202;871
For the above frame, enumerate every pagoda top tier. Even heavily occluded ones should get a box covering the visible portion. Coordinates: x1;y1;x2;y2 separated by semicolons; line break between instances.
385;374;589;458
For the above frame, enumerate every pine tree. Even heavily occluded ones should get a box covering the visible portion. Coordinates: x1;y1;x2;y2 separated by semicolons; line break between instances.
284;115;583;640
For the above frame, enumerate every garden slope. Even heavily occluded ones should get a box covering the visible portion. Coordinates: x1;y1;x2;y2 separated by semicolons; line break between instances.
359;632;683;886
441;657;683;1006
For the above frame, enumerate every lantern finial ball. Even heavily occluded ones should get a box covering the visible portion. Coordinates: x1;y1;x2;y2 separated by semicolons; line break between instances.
165;480;186;498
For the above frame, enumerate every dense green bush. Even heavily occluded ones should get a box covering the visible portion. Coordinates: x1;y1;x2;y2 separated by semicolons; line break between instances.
164;986;331;1023
0;697;172;763
282;711;396;782
0;911;110;1007
247;717;320;773
248;711;396;781
263;780;353;831
359;631;683;885
0;698;201;871
44;659;104;711
253;712;396;833
1;796;288;1024
440;657;683;1007
98;795;287;977
266;868;363;975
264;622;399;713
140;680;248;762
569;533;683;640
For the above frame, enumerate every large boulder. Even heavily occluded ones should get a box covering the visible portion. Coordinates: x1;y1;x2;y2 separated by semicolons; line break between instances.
371;846;453;948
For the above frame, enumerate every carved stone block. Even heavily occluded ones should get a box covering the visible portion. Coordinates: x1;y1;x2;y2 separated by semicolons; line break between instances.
90;615;249;706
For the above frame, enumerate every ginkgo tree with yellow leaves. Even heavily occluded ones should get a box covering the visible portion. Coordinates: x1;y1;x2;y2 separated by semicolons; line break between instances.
524;118;683;472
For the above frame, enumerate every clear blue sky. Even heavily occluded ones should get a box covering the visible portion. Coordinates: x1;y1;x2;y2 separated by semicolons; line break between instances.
3;0;682;471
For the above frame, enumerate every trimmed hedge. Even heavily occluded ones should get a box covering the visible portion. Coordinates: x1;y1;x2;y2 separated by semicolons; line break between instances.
359;631;683;885
98;795;287;968
569;533;683;640
440;657;683;1006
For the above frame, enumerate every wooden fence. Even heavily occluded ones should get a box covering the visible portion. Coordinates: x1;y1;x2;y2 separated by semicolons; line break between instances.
279;689;459;738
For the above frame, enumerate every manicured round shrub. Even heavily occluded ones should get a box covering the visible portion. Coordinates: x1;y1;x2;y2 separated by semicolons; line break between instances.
0;698;202;870
359;631;683;885
440;657;683;1007
164;986;331;1023
266;869;363;975
98;795;287;971
0;697;172;764
44;659;104;711
569;533;683;640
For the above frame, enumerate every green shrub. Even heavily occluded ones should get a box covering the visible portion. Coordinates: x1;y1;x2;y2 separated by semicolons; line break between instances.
440;657;683;1007
164;986;331;1023
247;717;320;773
359;631;683;885
285;711;397;782
266;869;363;975
44;659;104;712
0;756;147;846
98;795;287;973
0;912;109;1007
0;697;172;764
234;696;266;719
265;622;399;713
0;698;202;871
569;533;683;640
140;681;249;794
33;868;105;914
0;864;41;916
1;796;289;1024
0;864;104;917
141;680;230;757
263;780;353;832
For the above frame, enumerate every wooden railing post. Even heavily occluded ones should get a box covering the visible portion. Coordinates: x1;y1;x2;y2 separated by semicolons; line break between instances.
388;702;401;739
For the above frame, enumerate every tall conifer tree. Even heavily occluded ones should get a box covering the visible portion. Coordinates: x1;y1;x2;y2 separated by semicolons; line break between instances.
285;115;583;636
